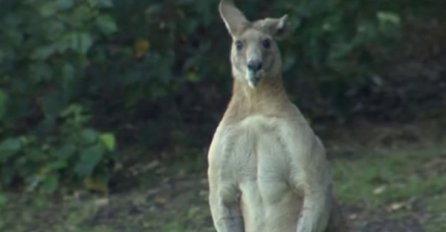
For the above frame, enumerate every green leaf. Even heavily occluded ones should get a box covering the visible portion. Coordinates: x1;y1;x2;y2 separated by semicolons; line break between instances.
62;63;75;80
99;133;115;151
96;15;118;34
28;148;46;162
187;71;200;83
88;0;113;7
60;104;84;118
39;3;58;17
57;0;74;10
63;33;94;54
77;33;93;54
0;138;21;162
56;143;76;160
0;89;7;120
47;160;67;170
42;174;59;193
42;92;65;117
377;11;401;25
0;194;7;207
98;0;113;7
75;144;105;177
31;45;57;60
29;63;53;81
62;64;76;100
1;166;14;186
36;117;56;135
80;129;98;145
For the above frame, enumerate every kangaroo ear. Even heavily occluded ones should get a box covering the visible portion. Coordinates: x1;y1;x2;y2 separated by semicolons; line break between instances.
255;15;289;39
219;0;249;36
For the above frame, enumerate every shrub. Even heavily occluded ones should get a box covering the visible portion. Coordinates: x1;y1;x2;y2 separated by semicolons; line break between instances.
0;0;117;193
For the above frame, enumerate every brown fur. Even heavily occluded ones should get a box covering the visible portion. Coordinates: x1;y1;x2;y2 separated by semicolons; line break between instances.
222;75;290;124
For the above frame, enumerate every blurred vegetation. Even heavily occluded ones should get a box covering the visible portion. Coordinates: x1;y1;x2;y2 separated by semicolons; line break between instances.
0;0;445;194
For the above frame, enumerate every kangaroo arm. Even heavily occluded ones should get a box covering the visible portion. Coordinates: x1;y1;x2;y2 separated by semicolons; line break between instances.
296;185;331;232
296;139;332;232
209;181;244;232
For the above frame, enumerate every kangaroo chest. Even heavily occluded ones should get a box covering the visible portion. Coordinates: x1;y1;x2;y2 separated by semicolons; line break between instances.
220;115;302;232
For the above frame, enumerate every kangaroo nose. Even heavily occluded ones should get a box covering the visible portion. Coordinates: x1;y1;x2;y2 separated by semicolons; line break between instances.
247;60;263;72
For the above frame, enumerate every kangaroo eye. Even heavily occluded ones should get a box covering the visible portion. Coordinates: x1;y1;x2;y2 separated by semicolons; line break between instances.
235;40;244;51
262;39;271;49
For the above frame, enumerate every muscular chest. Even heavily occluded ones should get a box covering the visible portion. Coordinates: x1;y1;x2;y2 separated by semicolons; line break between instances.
218;116;296;202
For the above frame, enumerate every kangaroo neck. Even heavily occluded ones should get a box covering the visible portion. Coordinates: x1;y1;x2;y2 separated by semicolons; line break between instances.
223;75;290;123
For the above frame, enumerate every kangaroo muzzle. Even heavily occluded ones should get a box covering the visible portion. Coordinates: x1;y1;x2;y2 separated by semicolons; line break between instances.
246;59;263;87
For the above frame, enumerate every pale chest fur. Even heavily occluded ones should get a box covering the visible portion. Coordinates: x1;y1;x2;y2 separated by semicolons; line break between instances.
209;114;313;232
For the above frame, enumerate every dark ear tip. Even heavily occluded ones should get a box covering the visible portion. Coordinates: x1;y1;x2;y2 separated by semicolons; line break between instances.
276;16;289;36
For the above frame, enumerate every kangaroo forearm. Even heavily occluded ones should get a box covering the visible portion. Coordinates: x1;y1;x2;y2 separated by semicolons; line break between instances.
215;216;244;232
210;204;244;232
296;192;331;232
209;192;244;232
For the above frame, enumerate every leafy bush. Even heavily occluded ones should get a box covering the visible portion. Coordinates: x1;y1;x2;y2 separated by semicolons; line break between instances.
0;0;117;193
84;0;401;138
99;0;401;115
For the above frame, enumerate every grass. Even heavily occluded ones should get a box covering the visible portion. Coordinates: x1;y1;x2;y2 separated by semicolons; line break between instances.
1;142;445;231
334;142;446;207
425;195;446;232
332;142;446;231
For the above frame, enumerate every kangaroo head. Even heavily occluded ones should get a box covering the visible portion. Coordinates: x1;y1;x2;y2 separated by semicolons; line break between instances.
219;0;288;88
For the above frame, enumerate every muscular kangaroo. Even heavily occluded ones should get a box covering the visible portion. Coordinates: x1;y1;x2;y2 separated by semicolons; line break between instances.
207;1;347;232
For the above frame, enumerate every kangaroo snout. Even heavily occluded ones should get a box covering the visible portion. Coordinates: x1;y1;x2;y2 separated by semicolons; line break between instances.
247;60;263;73
247;59;263;87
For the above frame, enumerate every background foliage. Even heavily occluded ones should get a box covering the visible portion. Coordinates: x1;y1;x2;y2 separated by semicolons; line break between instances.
0;0;444;194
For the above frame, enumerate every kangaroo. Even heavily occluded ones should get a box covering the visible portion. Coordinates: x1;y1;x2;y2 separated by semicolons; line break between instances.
207;1;347;232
